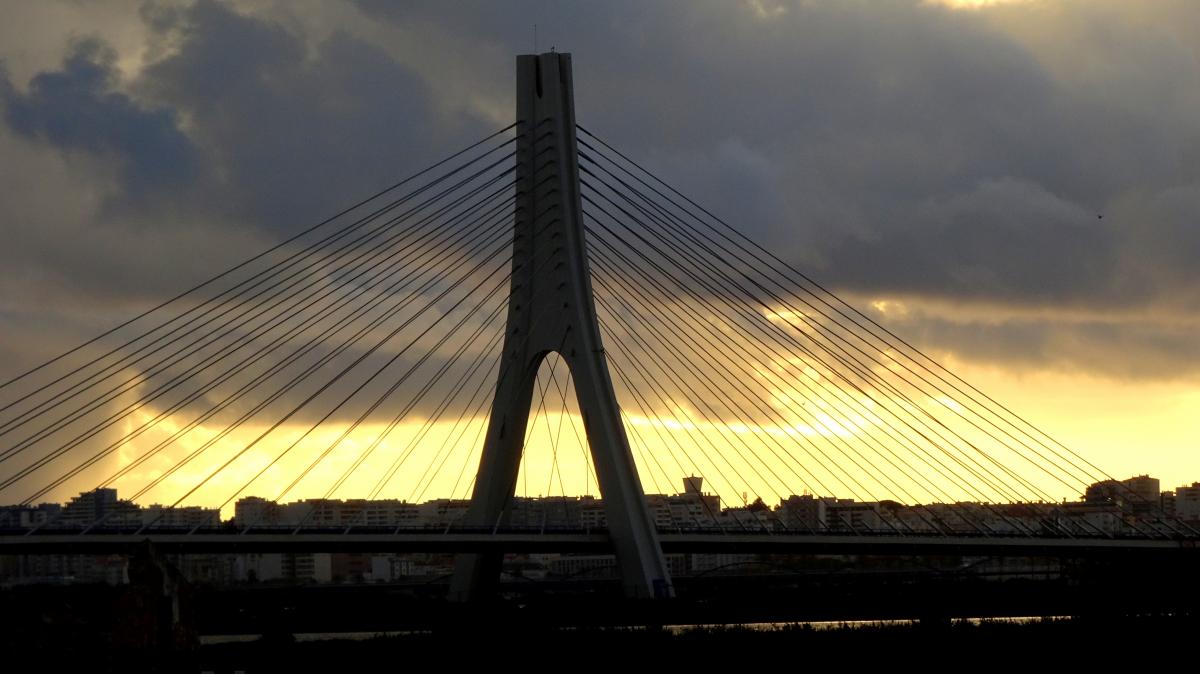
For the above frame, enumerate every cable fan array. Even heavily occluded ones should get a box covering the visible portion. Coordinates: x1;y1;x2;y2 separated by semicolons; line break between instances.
0;126;529;530
576;126;1188;538
0;119;1183;539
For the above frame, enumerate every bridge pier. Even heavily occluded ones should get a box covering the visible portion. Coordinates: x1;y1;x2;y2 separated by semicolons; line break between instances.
113;541;197;653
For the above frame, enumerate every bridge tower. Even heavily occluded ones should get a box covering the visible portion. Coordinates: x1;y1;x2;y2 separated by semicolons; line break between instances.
450;53;673;600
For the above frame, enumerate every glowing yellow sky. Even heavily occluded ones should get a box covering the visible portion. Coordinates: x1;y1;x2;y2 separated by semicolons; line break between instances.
35;309;1195;521
924;0;1038;9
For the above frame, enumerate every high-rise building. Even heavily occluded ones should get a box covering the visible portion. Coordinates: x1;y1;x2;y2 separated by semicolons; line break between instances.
59;488;139;527
1084;475;1162;518
1176;482;1200;521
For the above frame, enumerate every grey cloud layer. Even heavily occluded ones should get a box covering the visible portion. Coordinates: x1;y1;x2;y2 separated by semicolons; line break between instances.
2;0;1199;380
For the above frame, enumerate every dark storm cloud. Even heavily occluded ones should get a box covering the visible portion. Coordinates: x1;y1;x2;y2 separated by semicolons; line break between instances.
0;0;490;291
350;0;1200;314
875;306;1200;380
1;0;1199;384
0;0;496;338
824;178;1122;305
1;38;198;197
136;0;488;235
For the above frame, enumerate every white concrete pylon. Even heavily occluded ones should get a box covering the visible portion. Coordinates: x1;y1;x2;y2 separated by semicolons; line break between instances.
450;53;673;601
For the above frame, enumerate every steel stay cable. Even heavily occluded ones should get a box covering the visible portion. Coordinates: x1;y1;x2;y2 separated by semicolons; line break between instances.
132;243;514;532
586;217;933;526
577;128;1165;525
2;153;517;447
580;171;1048;503
413;347;555;518
591;259;852;502
590;124;1180;534
591;232;1025;538
393;199;681;512
363;230;585;508
592;290;819;517
270;284;511;506
326;322;507;504
441;393;493;519
617;403;718;532
591;258;958;534
593;294;753;528
593;337;686;508
595;248;957;510
577;136;1097;487
594;167;1096;509
238;161;586;519
28;206;515;509
593;309;776;531
445;381;495;508
541;356;613;526
364;231;685;531
0;135;518;428
2;161;518;469
222;221;514;509
597;308;783;519
228;278;512;523
535;358;568;513
368;235;602;512
530;335;577;516
378;229;610;511
591;302;791;533
6;186;517;499
369;344;502;504
0;125;518;396
550;368;593;498
238;324;505;534
6;192;517;498
265;307;507;522
559;312;713;526
578;152;1039;505
590;256;916;508
0;158;518;450
588;218;1034;536
603;353;754;533
126;231;514;507
580;180;1129;539
543;358;598;526
580;139;1161;537
582;190;1056;511
235;223;729;532
547;360;573;523
399;347;503;507
584;130;1107;481
408;317;531;509
66;229;513;534
321;323;508;532
25;225;513;533
88;222;514;514
582;180;1037;534
0;170;518;493
594;293;892;535
579;163;1063;521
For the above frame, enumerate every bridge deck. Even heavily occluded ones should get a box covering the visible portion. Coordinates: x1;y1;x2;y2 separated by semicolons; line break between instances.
1;529;1194;556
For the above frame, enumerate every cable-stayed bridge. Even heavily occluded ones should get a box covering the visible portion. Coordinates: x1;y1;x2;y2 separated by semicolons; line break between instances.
1;54;1195;603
